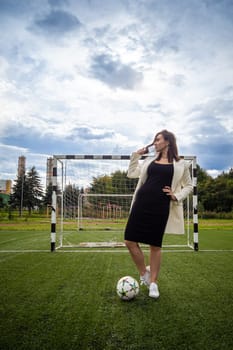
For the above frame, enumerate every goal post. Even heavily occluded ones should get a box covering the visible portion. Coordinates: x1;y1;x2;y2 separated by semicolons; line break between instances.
50;155;198;251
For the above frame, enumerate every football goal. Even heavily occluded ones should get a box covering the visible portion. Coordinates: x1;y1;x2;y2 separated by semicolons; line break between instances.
50;155;198;251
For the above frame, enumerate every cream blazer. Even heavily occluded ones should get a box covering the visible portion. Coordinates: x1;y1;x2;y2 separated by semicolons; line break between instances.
127;152;193;234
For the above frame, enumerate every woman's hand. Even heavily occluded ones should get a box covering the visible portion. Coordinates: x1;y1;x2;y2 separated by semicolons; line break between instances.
162;186;177;201
136;147;148;155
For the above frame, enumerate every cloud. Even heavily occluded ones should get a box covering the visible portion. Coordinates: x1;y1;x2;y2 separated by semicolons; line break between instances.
154;33;180;54
0;142;28;154
72;127;114;141
32;9;82;35
0;0;36;16
189;95;233;133
0;142;50;185
48;0;69;7
191;139;232;170
179;102;233;171
0;143;29;179
0;0;232;183
158;70;186;87
1;120;119;156
90;53;143;89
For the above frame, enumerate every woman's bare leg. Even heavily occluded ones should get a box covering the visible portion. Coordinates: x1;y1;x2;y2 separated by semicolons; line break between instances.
149;246;161;283
124;240;146;275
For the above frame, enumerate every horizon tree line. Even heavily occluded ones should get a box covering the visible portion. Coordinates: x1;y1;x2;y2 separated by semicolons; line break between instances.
4;165;233;217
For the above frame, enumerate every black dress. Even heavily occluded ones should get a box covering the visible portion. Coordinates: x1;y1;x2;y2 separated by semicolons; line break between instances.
124;161;174;247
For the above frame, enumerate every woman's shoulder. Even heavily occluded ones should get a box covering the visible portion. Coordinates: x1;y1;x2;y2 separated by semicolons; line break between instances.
143;155;156;164
175;158;191;169
175;157;184;163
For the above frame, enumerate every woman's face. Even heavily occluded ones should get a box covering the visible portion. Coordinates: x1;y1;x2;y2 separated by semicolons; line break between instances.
154;134;169;153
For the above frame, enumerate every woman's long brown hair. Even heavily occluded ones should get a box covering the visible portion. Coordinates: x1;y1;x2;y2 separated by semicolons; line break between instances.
147;129;180;163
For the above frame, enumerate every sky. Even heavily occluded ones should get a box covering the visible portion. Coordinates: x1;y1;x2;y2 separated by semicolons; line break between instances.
0;0;233;187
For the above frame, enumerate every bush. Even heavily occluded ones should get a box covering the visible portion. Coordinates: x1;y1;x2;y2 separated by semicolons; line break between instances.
202;211;233;219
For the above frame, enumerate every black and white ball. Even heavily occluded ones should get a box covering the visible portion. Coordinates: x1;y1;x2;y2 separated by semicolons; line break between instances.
116;276;139;301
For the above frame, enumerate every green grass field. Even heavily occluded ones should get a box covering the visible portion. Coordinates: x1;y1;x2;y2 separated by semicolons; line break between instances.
0;219;232;349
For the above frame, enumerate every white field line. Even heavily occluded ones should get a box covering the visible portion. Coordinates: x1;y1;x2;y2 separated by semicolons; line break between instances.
0;249;233;253
0;250;50;253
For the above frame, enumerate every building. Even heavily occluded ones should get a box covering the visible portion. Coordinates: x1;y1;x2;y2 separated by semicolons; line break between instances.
18;156;26;178
0;180;12;205
46;157;53;188
0;179;12;194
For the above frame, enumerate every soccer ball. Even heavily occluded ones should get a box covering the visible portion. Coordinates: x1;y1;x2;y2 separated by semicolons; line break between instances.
116;276;139;301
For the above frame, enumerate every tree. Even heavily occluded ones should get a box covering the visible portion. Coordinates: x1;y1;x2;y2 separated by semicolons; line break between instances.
89;175;113;194
10;166;44;216
197;166;233;213
63;184;81;218
9;175;26;216
0;196;4;208
87;171;138;210
196;164;212;183
111;170;138;194
43;183;53;207
89;171;138;195
212;170;233;212
24;166;44;215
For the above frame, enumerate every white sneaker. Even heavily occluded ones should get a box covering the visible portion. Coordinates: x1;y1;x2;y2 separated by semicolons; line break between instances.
140;267;151;288
149;282;160;299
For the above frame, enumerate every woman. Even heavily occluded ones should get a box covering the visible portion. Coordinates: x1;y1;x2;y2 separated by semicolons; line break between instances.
124;130;193;298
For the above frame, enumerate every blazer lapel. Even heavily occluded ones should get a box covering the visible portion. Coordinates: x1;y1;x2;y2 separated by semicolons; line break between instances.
171;160;184;190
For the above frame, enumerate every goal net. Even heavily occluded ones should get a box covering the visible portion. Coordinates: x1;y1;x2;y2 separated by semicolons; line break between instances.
51;155;198;251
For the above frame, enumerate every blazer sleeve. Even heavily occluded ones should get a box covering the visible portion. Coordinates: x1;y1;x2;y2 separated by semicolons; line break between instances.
174;161;193;202
127;152;142;178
